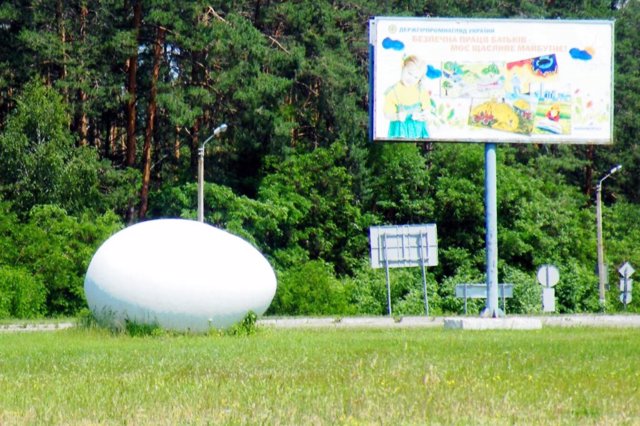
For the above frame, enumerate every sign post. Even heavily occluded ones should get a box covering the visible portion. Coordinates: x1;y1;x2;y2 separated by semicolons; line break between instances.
417;233;430;315
382;235;392;315
370;224;438;316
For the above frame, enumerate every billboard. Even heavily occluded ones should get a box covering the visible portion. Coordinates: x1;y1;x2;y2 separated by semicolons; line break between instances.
369;18;614;144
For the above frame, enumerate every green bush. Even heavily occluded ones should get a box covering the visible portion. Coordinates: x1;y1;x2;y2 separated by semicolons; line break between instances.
393;287;429;316
342;261;388;315
269;260;351;316
0;267;46;319
555;263;599;313
11;205;122;316
226;311;259;336
503;266;542;315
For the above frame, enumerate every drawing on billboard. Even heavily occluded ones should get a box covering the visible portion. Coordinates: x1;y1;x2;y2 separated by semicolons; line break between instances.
369;18;614;144
441;61;505;98
383;55;432;138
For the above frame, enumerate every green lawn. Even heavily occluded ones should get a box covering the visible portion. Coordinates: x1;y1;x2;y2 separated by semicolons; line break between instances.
1;326;639;425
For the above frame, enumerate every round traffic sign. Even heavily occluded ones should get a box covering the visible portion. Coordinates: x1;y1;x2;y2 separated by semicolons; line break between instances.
537;264;560;288
620;293;632;304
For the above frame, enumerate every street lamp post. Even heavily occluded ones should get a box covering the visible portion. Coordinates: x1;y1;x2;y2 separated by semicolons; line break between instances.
596;164;622;308
197;123;228;222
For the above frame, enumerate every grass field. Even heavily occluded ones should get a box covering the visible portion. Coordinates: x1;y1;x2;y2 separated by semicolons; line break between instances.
1;326;639;425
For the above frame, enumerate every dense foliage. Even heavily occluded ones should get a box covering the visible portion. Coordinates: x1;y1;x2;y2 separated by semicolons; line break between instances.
0;0;638;318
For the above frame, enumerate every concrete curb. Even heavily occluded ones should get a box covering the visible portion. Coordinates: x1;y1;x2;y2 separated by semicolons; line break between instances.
540;314;640;328
2;315;640;332
259;316;445;329
259;315;640;329
0;322;75;333
443;317;542;330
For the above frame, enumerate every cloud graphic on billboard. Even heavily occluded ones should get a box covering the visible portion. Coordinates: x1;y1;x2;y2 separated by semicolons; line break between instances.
426;65;442;79
531;54;558;76
382;37;405;51
569;48;593;61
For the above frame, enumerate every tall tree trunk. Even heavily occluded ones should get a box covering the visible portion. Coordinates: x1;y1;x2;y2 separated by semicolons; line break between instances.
174;126;181;159
253;0;262;27
109;122;118;158
55;0;67;89
190;116;201;178
126;0;142;167
77;91;89;146
77;2;89;146
139;25;165;219
585;145;595;198
189;45;204;177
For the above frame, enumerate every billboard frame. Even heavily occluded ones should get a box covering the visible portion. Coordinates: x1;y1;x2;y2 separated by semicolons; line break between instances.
369;17;615;145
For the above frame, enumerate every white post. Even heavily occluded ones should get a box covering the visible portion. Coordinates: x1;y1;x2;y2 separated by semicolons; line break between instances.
197;146;205;222
596;183;605;307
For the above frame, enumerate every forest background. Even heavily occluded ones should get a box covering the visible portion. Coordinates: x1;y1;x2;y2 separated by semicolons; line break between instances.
0;0;639;319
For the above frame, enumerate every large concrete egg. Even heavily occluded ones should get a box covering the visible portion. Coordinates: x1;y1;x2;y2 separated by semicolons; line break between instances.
84;219;277;331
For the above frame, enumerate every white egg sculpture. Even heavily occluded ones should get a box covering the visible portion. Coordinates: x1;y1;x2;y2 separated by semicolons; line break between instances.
84;219;277;331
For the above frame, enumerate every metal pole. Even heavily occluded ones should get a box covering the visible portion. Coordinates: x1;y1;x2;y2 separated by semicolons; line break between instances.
483;143;500;317
419;233;429;316
463;283;468;315
383;234;392;316
197;146;205;222
623;275;628;309
596;183;606;308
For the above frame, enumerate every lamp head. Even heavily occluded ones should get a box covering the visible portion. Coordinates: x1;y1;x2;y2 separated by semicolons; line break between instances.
610;164;622;174
213;123;228;137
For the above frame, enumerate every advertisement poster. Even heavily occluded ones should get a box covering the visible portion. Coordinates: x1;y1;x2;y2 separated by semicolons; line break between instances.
369;18;614;144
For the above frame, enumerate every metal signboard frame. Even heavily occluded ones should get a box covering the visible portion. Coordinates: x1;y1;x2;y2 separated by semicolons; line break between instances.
370;224;438;269
369;224;438;316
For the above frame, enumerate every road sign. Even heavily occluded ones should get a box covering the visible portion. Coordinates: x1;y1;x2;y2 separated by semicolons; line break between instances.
537;265;560;288
455;284;513;299
620;293;632;304
618;263;634;308
619;278;633;292
618;262;635;279
454;283;513;315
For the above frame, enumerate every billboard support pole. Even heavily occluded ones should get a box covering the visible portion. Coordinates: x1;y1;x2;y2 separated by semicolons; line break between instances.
482;143;502;318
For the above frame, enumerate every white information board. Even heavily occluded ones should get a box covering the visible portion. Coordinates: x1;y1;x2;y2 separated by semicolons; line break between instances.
370;224;438;269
